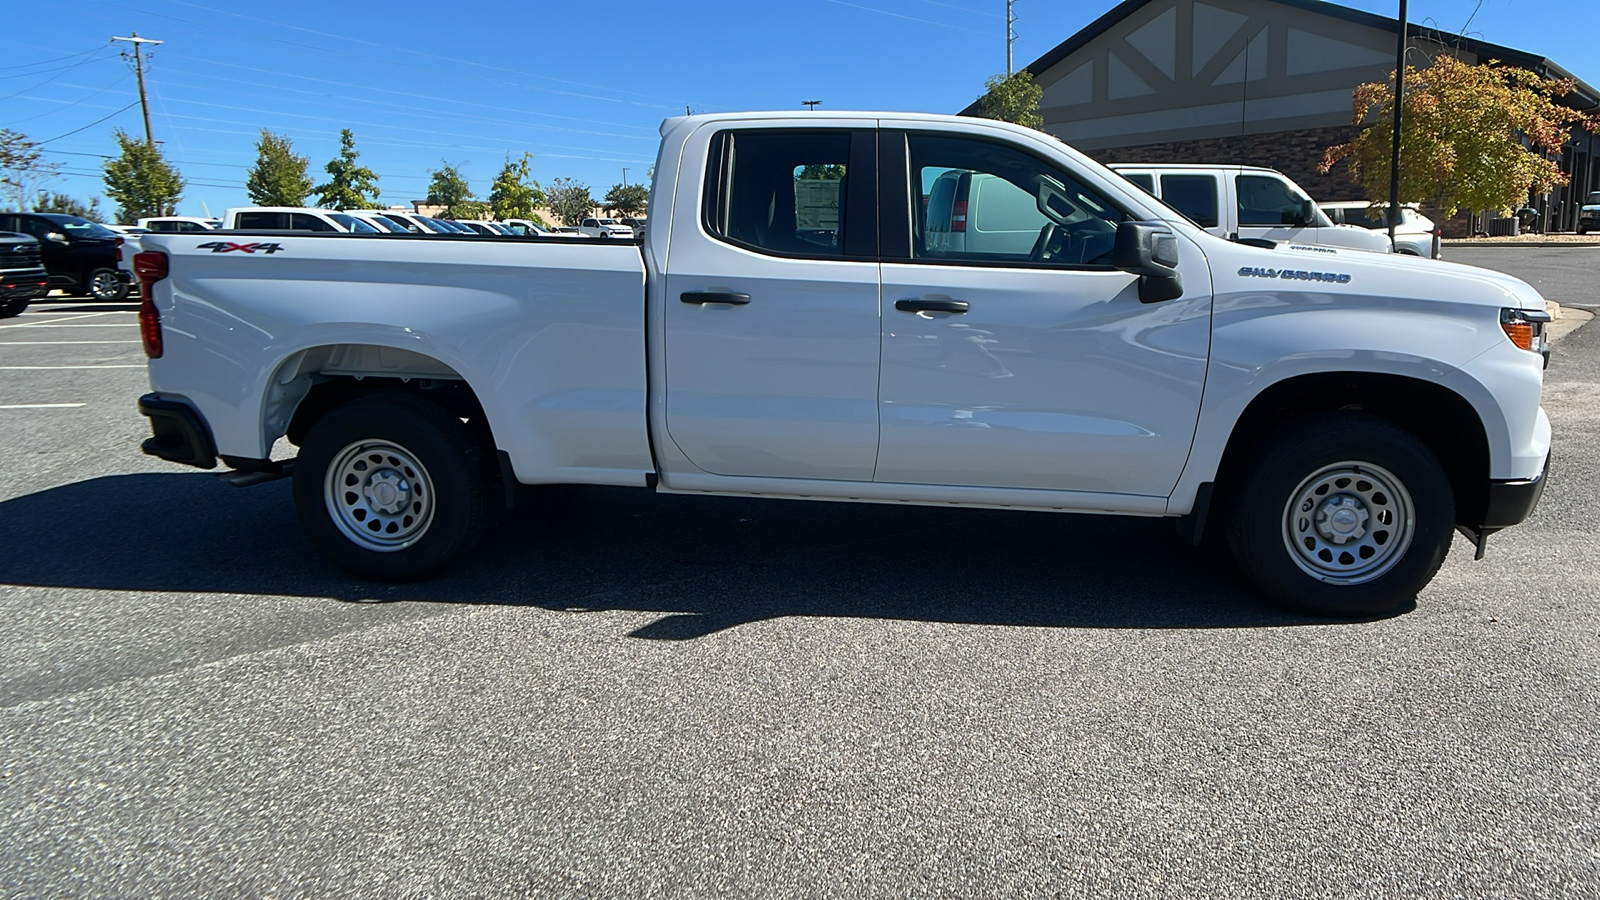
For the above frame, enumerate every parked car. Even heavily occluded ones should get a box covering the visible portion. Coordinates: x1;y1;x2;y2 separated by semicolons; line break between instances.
1110;164;1393;254
137;216;221;233
1579;192;1600;236
578;217;634;238
500;219;580;238
0;212;130;300
453;220;513;236
1320;201;1442;258
134;109;1552;617
0;232;50;318
222;207;381;233
360;211;435;234
339;210;412;234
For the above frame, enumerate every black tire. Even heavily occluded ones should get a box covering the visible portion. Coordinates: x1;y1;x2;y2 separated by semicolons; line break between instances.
293;394;490;581
0;298;27;318
85;267;129;302
1227;412;1454;616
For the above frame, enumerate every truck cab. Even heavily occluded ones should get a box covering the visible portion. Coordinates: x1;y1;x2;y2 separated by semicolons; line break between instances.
1110;164;1393;254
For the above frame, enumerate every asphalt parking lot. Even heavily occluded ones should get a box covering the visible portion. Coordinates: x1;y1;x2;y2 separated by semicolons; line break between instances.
2;250;1597;897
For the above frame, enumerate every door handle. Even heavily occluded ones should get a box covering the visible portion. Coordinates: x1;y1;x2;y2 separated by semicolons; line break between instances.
895;297;969;314
681;291;751;305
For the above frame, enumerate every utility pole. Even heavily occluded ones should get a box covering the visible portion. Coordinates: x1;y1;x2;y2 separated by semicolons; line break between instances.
1387;0;1406;247
622;168;629;186
1007;0;1017;77
111;32;163;147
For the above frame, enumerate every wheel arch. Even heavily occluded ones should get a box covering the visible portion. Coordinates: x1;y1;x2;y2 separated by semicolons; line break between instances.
1212;371;1493;528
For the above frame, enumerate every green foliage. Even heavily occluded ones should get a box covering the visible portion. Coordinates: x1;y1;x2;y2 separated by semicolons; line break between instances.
545;177;595;226
425;160;476;217
32;192;102;220
975;71;1044;130
314;129;381;209
796;164;846;181
1321;56;1597;216
488;153;545;221
1;129;60;209
603;182;649;217
102;129;184;223
246;130;313;207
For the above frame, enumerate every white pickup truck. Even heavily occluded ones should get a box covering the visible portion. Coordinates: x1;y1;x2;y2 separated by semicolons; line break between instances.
131;111;1552;616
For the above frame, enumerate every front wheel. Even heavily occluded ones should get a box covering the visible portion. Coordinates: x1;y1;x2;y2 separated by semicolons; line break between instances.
1228;413;1454;616
86;267;128;302
0;298;27;318
293;394;490;581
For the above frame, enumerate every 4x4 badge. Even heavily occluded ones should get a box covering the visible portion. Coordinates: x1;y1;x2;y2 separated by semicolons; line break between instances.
197;241;284;254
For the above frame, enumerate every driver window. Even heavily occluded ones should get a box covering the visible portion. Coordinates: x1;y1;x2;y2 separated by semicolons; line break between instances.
908;134;1123;267
1238;174;1311;226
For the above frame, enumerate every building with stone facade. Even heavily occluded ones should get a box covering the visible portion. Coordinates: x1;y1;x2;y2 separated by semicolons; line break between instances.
969;0;1598;234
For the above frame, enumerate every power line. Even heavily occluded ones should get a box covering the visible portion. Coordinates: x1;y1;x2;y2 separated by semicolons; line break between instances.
0;73;130;127
0;48;114;99
35;100;140;145
0;45;110;73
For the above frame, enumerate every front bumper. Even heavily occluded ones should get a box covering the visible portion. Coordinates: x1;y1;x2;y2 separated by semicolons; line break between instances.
138;393;217;469
1480;463;1548;530
0;272;50;301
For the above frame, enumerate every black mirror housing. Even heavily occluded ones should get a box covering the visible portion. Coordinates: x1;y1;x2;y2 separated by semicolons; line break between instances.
1112;221;1184;303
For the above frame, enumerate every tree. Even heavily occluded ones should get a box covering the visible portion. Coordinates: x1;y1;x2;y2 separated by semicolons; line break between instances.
102;129;184;223
545;177;595;225
246;129;313;207
796;164;845;181
975;71;1044;130
425;160;476;217
603;182;649;217
1;129;60;209
1321;56;1596;217
32;192;102;220
314;129;380;209
488;153;546;221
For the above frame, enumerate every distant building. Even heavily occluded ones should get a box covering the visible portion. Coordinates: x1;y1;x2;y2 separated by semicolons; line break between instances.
970;0;1599;233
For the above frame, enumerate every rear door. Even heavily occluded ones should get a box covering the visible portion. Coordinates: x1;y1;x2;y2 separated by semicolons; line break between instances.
660;124;883;481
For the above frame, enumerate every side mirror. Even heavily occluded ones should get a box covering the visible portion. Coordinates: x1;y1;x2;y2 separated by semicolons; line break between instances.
1291;199;1316;227
1112;221;1184;303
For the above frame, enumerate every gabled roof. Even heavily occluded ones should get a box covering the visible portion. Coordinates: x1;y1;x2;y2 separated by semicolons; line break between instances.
962;0;1598;113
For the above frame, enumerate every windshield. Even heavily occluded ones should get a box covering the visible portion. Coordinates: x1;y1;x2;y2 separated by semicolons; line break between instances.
598;219;620;226
39;214;118;239
362;216;405;233
328;213;380;233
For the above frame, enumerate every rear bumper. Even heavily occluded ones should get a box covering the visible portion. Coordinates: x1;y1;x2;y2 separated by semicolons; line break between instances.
138;393;218;469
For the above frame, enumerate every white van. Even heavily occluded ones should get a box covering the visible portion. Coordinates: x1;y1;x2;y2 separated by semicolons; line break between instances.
1108;164;1392;254
222;207;381;233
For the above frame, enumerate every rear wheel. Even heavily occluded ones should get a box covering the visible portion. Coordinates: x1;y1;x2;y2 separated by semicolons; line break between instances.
1228;413;1454;616
293;394;490;580
86;267;128;302
0;298;27;318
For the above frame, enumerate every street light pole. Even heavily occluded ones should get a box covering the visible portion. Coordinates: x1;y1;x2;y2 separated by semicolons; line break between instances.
1387;0;1407;247
1006;0;1017;77
111;32;163;147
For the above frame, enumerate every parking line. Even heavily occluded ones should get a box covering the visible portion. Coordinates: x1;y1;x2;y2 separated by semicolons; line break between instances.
0;364;145;370
0;323;141;328
0;403;86;409
0;340;143;345
2;312;121;328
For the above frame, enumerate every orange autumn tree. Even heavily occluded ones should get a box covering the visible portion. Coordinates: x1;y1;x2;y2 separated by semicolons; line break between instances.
1321;55;1594;216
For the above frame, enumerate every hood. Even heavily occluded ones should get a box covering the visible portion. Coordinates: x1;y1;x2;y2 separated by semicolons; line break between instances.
1210;239;1545;313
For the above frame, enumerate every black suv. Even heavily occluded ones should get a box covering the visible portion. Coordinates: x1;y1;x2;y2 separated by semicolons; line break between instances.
0;212;131;301
0;232;50;318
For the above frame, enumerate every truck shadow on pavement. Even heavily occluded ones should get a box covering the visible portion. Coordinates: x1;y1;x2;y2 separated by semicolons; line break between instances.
0;474;1390;638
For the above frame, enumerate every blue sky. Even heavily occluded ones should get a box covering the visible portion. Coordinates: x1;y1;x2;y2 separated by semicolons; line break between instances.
7;0;1596;219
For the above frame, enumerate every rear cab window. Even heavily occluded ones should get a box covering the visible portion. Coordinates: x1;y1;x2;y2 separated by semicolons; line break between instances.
1158;174;1220;228
702;129;873;259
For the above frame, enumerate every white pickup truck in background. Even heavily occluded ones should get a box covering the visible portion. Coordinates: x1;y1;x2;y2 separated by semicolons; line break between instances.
1110;163;1395;254
132;111;1552;616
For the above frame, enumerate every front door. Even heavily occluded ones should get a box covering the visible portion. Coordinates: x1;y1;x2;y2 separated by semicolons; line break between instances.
1235;172;1320;245
874;131;1212;497
661;126;883;481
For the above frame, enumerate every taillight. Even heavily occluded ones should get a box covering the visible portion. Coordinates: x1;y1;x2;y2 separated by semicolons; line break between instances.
133;251;168;359
951;199;968;232
115;236;124;262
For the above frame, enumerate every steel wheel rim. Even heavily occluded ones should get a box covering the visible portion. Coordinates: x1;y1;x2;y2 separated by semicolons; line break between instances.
323;440;436;553
90;271;120;299
1282;461;1415;584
